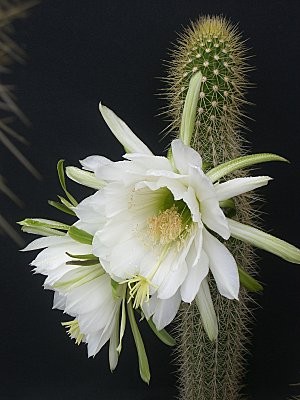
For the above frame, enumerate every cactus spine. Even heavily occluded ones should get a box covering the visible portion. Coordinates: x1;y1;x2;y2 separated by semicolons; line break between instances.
165;16;256;400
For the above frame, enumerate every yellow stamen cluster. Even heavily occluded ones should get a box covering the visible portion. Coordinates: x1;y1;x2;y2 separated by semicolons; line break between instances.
61;320;84;345
148;205;183;245
124;275;156;309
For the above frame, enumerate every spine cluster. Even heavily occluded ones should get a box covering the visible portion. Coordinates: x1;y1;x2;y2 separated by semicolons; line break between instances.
165;16;256;400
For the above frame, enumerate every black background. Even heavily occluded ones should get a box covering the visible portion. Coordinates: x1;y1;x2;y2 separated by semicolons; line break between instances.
1;1;300;399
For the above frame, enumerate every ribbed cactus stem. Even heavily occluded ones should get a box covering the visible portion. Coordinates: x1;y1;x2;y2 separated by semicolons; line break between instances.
165;16;256;400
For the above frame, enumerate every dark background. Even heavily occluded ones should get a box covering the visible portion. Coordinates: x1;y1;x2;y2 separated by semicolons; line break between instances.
1;1;300;399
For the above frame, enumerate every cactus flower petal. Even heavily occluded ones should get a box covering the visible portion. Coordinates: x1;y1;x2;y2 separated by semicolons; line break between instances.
196;278;218;341
99;103;153;155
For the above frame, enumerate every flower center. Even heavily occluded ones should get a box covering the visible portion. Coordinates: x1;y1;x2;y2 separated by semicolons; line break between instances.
62;320;84;345
148;205;183;245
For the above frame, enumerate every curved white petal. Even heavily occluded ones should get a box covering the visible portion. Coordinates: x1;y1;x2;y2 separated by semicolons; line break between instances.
215;176;272;201
195;278;218;341
189;166;230;239
171;139;202;174
52;291;66;310
151;290;181;331
99;103;152;155
80;155;112;172
22;235;70;251
181;250;209;303
203;228;239;300
124;153;172;172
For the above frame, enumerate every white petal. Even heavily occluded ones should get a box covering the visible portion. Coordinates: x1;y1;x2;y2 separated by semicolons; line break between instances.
75;191;105;220
22;235;70;251
201;197;230;239
203;228;239;300
155;231;196;299
181;250;209;303
137;177;186;201
86;304;119;357
80;155;112;172
182;186;201;223
195;278;218;341
99;103;152;155
52;291;66;310
95;160;142;183
171;139;202;174
124;153;172;172
189;166;230;239
215;176;272;201
151;290;181;330
65;274;111;315
157;260;188;299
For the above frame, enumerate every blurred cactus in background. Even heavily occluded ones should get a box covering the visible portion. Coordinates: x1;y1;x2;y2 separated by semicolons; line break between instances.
0;0;39;245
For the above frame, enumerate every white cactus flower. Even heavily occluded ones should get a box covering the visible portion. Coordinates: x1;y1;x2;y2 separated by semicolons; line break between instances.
22;233;124;371
71;99;300;341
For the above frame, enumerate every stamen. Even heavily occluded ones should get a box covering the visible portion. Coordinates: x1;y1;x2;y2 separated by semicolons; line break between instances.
62;320;84;345
122;275;157;309
148;205;183;245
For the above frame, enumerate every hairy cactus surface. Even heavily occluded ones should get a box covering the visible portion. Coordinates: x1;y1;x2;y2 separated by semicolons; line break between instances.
165;16;256;400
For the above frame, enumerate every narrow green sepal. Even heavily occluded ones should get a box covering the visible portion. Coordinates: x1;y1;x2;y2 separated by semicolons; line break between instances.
57;160;78;206
20;225;65;237
65;259;99;267
180;71;202;146
111;279;121;299
68;226;93;245
57;196;75;209
48;200;76;216
146;317;176;346
228;218;300;264
66;166;104;189
66;252;98;261
116;297;127;354
206;153;288;183
18;218;69;231
127;300;151;384
238;266;263;292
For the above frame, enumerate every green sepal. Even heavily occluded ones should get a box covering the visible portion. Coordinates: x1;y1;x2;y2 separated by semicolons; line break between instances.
18;218;69;231
48;200;76;216
66;166;104;189
68;226;93;245
66;259;99;267
57;160;78;206
206;153;288;183
228;218;300;264
20;225;65;237
117;297;127;354
127;300;151;384
66;252;98;261
219;198;236;218
180;71;202;146
146;317;176;346
238;266;263;292
58;195;75;209
111;279;120;298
